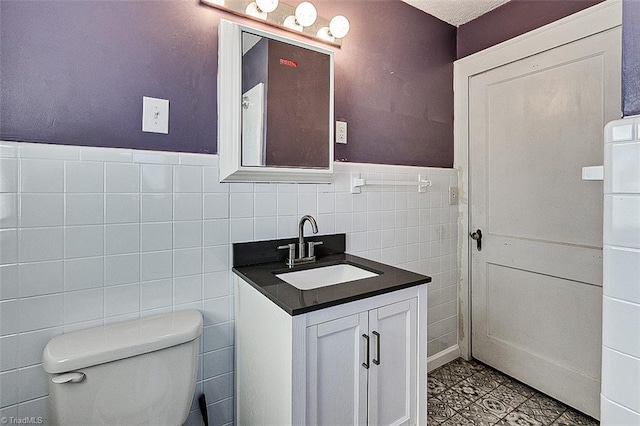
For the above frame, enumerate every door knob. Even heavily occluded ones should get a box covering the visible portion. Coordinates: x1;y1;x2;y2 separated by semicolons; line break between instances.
470;229;482;251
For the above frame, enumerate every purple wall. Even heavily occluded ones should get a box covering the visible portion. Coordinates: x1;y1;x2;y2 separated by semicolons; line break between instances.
242;38;269;95
0;1;220;154
0;0;456;167
623;0;640;116
323;0;456;167
457;0;604;59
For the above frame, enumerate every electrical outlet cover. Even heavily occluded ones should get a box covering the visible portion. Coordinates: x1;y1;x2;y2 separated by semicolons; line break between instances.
336;121;347;144
449;186;459;205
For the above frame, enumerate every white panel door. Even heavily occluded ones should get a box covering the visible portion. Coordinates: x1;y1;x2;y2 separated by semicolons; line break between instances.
241;82;265;166
368;299;417;426
306;312;369;426
469;28;621;418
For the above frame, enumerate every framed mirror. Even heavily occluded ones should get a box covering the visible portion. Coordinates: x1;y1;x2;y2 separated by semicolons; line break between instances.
218;19;334;183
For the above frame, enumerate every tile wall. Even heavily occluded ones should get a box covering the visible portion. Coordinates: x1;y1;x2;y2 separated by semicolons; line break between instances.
601;117;640;424
0;141;458;425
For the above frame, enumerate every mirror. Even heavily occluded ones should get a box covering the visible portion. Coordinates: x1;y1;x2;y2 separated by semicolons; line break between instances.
218;19;334;183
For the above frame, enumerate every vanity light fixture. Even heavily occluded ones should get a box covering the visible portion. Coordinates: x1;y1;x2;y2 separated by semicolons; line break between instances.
316;15;350;42
201;0;348;46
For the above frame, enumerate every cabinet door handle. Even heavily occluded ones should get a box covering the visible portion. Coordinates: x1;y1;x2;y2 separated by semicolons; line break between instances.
372;331;380;365
362;334;370;369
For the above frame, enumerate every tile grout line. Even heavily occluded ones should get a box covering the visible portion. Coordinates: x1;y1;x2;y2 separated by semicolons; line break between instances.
428;358;599;426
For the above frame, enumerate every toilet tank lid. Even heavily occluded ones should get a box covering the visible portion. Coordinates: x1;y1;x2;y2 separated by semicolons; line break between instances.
42;310;203;374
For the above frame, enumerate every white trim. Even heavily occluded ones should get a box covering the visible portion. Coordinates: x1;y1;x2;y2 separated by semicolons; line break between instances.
427;345;460;372
0;140;221;165
453;0;622;360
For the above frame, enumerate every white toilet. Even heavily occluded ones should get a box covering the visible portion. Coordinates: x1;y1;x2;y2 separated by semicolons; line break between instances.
42;310;203;426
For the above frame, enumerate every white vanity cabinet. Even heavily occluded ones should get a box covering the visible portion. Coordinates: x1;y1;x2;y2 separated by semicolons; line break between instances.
234;276;427;426
306;298;418;426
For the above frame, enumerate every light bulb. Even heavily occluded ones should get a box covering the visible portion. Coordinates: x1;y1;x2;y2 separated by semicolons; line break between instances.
283;15;303;31
256;0;278;13
245;2;267;19
246;0;278;19
329;15;349;38
294;2;317;27
316;27;334;42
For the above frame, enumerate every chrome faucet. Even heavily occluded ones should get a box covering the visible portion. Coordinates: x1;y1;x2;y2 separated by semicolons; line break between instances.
278;215;323;267
298;215;318;258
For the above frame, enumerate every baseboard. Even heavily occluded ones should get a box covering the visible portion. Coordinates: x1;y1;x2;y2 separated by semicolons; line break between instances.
427;345;460;372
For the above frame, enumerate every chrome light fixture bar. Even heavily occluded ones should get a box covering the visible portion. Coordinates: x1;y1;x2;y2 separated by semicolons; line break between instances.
201;0;349;47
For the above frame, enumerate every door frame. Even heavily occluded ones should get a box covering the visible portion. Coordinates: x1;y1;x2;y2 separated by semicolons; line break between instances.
453;0;622;360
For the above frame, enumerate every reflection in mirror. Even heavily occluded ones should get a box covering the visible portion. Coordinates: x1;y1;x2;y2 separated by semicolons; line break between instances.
218;19;334;183
241;31;331;169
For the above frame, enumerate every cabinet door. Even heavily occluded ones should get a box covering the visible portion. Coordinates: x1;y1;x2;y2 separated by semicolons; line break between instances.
368;298;417;426
306;312;369;426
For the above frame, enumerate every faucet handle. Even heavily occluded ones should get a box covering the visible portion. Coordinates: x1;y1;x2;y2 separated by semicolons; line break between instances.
307;241;323;258
277;243;296;267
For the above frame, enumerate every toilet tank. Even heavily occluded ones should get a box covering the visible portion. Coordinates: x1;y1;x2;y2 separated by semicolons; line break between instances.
42;310;203;426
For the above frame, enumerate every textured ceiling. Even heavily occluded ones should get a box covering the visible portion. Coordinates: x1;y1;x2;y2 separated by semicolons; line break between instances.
401;0;512;26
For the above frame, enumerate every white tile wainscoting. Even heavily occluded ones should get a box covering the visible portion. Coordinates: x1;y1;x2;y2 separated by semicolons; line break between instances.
0;141;458;425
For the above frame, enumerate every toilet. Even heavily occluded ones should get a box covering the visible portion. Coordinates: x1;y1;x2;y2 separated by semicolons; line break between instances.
42;310;203;426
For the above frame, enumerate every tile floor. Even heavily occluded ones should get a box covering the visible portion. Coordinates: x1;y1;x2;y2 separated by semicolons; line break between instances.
427;358;599;426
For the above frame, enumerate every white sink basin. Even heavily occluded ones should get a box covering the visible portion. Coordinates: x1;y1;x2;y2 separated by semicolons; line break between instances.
276;264;379;290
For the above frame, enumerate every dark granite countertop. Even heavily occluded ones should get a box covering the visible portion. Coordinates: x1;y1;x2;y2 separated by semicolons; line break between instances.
233;236;431;316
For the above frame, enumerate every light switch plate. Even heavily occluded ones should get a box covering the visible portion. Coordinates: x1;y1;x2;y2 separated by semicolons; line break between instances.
336;121;347;144
142;96;169;134
449;186;458;205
